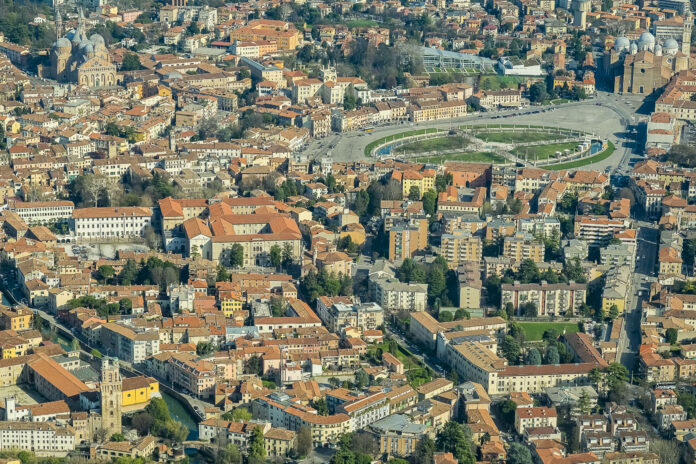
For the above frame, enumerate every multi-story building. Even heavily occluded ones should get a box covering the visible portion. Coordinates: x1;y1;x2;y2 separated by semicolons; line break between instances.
501;281;587;316
252;392;351;446
515;407;557;434
100;322;160;364
10;200;74;226
337;392;390;431
0;308;32;331
182;213;302;266
573;216;630;246
470;89;522;109
391;169;437;199
316;300;383;333
73;207;152;239
502;234;545;263
602;266;631;315
0;422;76;455
441;231;482;269
168;355;215;399
372;277;428;312
388;218;428;261
229;20;301;50
369;414;428;458
198;419;271;448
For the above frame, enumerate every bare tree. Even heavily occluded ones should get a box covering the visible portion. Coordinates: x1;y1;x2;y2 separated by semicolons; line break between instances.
650;438;680;464
94;426;109;443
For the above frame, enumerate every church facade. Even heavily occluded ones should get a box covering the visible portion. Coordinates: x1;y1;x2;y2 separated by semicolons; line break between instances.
49;11;117;88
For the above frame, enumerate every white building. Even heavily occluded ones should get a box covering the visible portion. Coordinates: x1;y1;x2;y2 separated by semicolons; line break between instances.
11;200;74;225
372;277;428;312
72;207;152;238
0;421;76;456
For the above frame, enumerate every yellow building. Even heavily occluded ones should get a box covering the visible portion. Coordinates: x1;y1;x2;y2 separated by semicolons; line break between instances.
220;292;243;318
392;169;436;199
229;19;300;50
601;266;629;316
0;308;33;332
264;428;296;457
121;376;159;407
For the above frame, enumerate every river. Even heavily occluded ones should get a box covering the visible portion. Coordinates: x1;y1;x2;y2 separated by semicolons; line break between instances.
161;391;199;440
160;391;211;463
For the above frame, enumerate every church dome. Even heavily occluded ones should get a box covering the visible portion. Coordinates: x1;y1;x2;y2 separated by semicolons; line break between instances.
164;71;183;80
90;34;106;47
629;42;638;54
638;31;655;45
664;38;679;54
614;36;630;52
654;44;662;56
53;37;71;50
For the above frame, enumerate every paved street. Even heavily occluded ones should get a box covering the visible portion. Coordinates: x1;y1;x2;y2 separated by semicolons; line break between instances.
617;222;658;370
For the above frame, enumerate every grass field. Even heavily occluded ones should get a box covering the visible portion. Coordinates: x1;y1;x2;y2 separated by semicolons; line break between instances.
395;135;469;154
518;322;581;341
543;142;615;170
364;128;443;156
513;142;579;161
474;130;564;144
346;19;378;28
414;151;506;164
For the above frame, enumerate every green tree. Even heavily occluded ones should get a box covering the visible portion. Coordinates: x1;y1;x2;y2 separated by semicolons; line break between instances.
245;355;262;375
609;304;619;319
282;242;293;269
354;189;370;217
145;397;170;423
229;244;244;268
222;408;252;421
525;348;542;365
249;427;266;459
507;442;533;464
310;398;329;416
131;411;154;435
111;433;125;442
98;265;115;283
295;426;312;458
501;336;520;364
412;436;435;464
500;399;517;425
121;53;141;71
216;265;230;282
578;389;592;414
428;268;446;305
666;327;678;345
355;369;370;389
678;391;696;419
270;244;282;269
544;345;560;364
435;421;475;464
119;298;132;314
408;185;421;200
216;443;241;464
521;302;537;317
422;190;437;216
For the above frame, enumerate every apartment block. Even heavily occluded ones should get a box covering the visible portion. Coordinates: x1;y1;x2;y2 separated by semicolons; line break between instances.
501;280;587;316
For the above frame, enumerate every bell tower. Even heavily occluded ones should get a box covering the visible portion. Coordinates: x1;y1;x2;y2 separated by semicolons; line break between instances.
100;357;122;437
